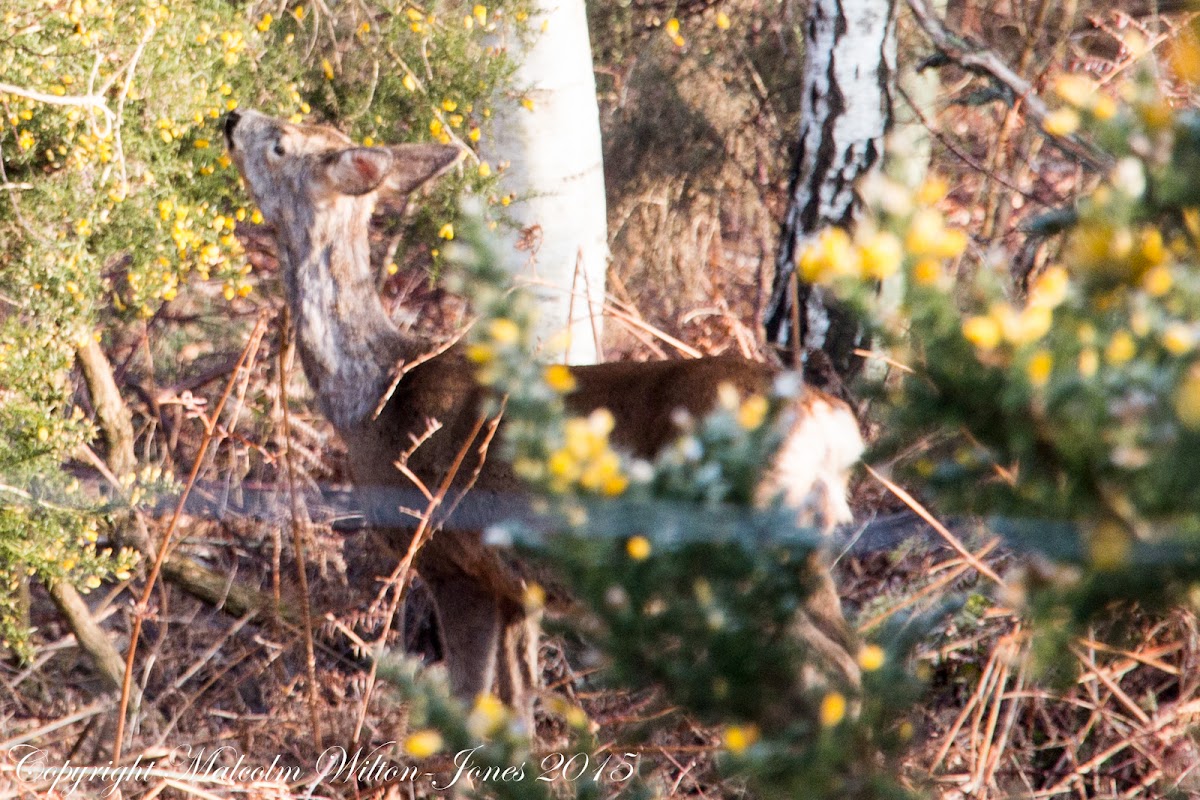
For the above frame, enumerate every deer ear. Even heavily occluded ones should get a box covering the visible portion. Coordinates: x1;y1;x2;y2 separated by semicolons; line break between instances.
322;147;394;196
383;143;463;195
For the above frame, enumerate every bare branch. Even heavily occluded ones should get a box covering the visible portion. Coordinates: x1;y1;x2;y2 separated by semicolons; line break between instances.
45;580;127;693
0;81;113;117
905;0;1111;171
76;337;137;480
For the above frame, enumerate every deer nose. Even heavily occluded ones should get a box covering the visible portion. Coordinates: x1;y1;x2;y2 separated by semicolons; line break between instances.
222;111;241;146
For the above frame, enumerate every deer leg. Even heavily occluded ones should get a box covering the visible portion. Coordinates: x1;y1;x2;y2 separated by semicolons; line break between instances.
494;601;541;729
795;554;861;691
426;572;501;701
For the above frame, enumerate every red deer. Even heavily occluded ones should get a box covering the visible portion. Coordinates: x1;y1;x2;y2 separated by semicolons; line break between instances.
223;109;863;722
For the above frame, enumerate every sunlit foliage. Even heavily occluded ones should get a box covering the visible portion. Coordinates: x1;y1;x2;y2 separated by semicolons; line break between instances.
0;0;525;652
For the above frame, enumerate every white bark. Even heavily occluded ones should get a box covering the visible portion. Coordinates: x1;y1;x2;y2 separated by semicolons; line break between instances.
482;0;608;365
765;0;897;376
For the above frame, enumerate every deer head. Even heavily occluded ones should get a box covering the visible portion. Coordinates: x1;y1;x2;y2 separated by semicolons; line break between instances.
222;110;462;430
223;109;462;250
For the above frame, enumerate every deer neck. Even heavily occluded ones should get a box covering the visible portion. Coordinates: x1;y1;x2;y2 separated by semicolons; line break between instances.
278;198;421;432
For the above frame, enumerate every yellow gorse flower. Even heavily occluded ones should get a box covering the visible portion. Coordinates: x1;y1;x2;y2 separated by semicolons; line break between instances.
564;410;612;456
1130;227;1168;276
547;409;628;496
857;644;885;671
962;316;1001;351
905;209;968;259
1067;220;1166;285
468;692;508;736
737;395;769;430
1170;36;1200;83
912;257;944;287
1093;95;1117;121
916;175;949;205
1053;74;1098;108
1026;350;1053;387
1176;363;1200;430
994;304;1052;347
819;691;847;727
1079;348;1100;378
626;535;651;561
858;230;903;280
799;227;860;284
564;704;588;728
1142;265;1173;297
488;318;520;345
1163;323;1195;356
543;363;576;393
1105;330;1136;365
403;729;443;758
664;17;684;45
523;582;546;610
722;724;759;753
1028;266;1069;309
580;450;623;493
1043;108;1081;137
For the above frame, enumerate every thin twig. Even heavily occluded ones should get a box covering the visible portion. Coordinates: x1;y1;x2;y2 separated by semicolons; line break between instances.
114;22;155;195
0;699;111;750
1072;644;1152;726
580;248;604;361
372;331;468;420
865;464;1005;585
277;306;324;750
933;643;1001;771
897;84;1037;201
111;315;267;765
904;0;1109;171
350;410;496;747
602;304;702;358
857;538;1001;631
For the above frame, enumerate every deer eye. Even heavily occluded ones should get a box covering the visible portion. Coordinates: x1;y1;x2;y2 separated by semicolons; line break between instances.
272;141;286;157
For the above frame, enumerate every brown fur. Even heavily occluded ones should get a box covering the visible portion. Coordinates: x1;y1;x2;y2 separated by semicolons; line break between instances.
224;110;863;721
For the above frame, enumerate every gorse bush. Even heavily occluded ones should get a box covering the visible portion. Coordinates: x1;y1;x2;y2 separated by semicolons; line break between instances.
0;0;524;652
804;56;1200;651
407;215;928;799
392;46;1200;800
400;39;1200;797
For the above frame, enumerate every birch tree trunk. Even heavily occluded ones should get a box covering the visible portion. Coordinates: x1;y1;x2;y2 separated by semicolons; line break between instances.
482;0;608;365
764;0;897;379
